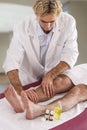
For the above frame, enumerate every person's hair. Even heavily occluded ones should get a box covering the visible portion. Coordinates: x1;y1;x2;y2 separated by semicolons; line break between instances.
33;0;62;16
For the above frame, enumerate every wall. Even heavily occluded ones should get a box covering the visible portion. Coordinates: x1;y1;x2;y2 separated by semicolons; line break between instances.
0;3;33;72
69;1;87;64
0;0;34;6
0;32;12;72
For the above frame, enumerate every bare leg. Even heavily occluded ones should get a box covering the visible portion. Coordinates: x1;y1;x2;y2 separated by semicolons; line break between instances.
22;84;87;119
53;74;74;93
59;84;87;111
26;74;74;103
21;91;45;119
4;85;24;113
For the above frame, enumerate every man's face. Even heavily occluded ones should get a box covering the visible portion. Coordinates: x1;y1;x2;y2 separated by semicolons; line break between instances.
37;14;57;33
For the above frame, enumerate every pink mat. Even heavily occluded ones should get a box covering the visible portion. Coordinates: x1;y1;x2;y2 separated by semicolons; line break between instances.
50;108;87;130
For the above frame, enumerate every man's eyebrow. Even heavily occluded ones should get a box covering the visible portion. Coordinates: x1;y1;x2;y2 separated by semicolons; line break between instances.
40;20;55;23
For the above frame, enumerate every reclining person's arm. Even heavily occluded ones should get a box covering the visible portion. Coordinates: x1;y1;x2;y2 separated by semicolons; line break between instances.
7;69;23;95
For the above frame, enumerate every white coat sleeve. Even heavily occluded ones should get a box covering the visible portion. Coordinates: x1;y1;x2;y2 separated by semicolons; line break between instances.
3;26;25;73
60;17;79;68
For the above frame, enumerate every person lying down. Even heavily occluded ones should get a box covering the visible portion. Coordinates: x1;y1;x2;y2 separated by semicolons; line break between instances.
4;64;87;120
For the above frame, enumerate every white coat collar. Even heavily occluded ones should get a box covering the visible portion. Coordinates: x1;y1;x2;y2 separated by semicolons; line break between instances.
27;15;38;37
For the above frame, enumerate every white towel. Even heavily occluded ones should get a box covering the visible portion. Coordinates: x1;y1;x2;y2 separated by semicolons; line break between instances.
0;93;87;130
64;63;87;85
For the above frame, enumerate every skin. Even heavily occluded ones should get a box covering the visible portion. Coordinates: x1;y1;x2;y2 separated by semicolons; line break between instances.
37;13;57;33
4;85;24;113
4;74;73;113
7;70;23;95
4;80;87;120
41;61;70;98
21;83;87;120
27;74;73;103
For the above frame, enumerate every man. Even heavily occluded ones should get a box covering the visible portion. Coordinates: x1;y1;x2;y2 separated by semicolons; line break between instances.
4;63;87;119
3;0;78;112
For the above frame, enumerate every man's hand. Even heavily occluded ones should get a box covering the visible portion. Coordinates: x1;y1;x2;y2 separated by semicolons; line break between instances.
41;72;55;98
25;89;39;103
41;61;70;97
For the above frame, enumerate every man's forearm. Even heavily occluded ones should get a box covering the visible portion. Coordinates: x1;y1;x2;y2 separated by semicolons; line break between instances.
48;61;70;79
7;69;23;95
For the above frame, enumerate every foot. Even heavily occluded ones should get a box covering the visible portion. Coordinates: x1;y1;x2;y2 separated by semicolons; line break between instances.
21;91;45;119
4;85;24;113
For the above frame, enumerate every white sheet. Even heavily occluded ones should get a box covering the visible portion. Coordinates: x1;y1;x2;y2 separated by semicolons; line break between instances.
0;94;87;130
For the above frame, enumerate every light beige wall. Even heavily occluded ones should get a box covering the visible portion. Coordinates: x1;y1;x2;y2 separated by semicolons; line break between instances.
69;1;87;64
0;0;34;6
0;32;12;72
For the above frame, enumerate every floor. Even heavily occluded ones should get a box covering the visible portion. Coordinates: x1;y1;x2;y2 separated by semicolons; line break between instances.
0;73;9;93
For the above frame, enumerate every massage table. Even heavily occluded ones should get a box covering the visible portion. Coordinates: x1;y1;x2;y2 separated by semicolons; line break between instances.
0;80;87;130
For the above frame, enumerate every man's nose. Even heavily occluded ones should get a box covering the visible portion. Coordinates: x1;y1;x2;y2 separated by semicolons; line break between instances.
46;22;51;27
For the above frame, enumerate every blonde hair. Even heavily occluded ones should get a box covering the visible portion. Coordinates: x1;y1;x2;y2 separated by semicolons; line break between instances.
33;0;62;16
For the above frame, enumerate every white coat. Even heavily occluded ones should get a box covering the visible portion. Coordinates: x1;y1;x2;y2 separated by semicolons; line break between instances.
3;12;79;85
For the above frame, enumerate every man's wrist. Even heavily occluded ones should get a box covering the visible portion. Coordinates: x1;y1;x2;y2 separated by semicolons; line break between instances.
47;71;56;80
14;85;23;95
